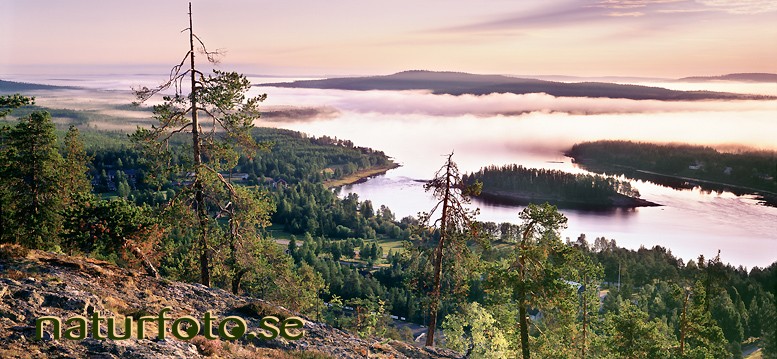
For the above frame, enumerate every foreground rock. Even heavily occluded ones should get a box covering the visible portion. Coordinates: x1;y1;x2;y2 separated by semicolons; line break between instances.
0;245;460;359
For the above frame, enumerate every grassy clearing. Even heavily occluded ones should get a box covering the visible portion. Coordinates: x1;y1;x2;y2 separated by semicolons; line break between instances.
265;224;295;241
376;238;406;256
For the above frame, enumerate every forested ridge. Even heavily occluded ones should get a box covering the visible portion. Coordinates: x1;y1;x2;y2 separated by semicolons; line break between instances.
87;126;392;199
568;140;777;205
2;89;776;358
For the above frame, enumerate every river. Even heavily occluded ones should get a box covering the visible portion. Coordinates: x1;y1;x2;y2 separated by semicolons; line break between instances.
3;73;776;268
250;79;777;269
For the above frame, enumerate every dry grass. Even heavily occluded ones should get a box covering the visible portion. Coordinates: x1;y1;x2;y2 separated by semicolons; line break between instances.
0;244;30;261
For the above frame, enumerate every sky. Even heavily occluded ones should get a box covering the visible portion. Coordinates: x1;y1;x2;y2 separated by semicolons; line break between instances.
1;0;777;77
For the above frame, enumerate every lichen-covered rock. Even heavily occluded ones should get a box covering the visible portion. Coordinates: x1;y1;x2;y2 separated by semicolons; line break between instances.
0;246;461;359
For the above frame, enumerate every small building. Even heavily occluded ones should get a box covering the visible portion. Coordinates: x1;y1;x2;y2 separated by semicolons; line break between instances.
220;172;249;181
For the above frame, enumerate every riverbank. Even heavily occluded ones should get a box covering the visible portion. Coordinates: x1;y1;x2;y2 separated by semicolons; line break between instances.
572;160;777;207
566;140;777;207
324;162;401;189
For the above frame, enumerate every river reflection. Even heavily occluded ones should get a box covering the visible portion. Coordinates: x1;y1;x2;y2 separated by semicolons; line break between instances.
6;73;776;267
264;84;777;268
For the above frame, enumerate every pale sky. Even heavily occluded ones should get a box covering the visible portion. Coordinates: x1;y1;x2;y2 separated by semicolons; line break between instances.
1;0;776;77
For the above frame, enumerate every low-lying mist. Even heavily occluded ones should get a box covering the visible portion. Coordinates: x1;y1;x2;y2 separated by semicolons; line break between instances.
252;86;777;153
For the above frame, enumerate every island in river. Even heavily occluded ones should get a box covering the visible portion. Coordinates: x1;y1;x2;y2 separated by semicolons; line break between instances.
566;140;777;206
463;164;659;210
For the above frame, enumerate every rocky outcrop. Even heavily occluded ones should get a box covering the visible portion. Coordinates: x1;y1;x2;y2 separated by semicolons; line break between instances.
0;245;461;359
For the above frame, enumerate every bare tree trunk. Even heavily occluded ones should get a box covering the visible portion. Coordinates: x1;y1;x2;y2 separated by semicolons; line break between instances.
188;3;209;287
518;228;531;359
679;289;690;355
519;299;530;359
232;268;248;294
582;274;587;359
122;238;160;278
425;157;452;347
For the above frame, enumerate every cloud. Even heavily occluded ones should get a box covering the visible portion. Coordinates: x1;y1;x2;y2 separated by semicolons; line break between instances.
695;0;777;14
427;0;771;37
595;0;687;9
606;11;646;16
266;87;777;118
427;3;606;33
259;106;340;122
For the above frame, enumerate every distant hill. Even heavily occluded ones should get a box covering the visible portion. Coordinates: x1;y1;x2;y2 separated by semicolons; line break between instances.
260;70;774;101
678;73;777;83
0;79;75;93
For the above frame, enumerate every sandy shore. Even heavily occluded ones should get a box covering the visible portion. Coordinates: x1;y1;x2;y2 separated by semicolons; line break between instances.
323;162;400;189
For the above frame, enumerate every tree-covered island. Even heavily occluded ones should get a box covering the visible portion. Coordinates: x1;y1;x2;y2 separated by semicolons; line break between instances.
463;164;658;209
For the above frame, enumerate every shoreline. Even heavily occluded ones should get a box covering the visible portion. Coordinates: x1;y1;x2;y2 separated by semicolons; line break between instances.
571;159;777;207
323;162;401;189
474;190;660;210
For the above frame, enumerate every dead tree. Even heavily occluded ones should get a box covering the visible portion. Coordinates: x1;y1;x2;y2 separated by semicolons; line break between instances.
419;152;481;347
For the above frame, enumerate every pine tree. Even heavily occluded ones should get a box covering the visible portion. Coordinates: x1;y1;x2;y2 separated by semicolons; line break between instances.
676;281;728;358
484;203;569;359
61;125;93;205
417;152;481;347
605;301;675;358
0;125;14;243
0;94;34;118
132;2;268;286
761;293;777;359
0;94;34;242
6;111;65;249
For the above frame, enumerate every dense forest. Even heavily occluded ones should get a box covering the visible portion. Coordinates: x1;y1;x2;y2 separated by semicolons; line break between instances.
88;127;391;195
2;87;776;358
567;140;777;205
463;164;653;208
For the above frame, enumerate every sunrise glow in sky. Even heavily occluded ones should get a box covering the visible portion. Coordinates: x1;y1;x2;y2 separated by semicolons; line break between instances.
2;0;776;77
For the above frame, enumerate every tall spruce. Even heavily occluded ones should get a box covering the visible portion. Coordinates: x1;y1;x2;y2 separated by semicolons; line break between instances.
61;125;93;205
6;111;64;249
0;94;35;242
132;2;268;287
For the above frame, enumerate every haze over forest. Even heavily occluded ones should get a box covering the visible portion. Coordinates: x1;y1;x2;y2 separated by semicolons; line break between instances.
2;1;776;358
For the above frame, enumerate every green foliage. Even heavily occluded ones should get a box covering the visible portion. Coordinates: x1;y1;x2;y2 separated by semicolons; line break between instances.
347;296;390;339
603;301;676;358
61;125;93;205
568;140;777;196
464;164;640;207
61;197;160;265
712;290;745;347
0;94;35;118
2;111;65;249
442;301;515;358
761;293;777;358
482;203;572;358
676;281;729;359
